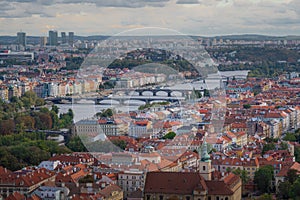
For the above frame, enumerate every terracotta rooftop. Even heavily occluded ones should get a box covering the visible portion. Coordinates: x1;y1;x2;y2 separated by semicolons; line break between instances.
5;192;26;200
206;181;234;195
144;172;207;194
99;184;122;198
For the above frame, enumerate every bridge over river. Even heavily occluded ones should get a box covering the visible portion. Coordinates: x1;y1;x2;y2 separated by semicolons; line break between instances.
46;82;207;105
47;95;186;105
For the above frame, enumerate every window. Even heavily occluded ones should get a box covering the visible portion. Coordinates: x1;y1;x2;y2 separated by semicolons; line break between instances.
216;197;220;200
146;195;151;200
159;195;163;200
203;166;206;171
225;197;229;200
208;197;211;200
186;197;190;200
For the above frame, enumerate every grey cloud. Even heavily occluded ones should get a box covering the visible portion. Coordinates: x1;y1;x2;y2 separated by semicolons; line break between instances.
8;0;37;2
53;0;169;8
4;0;170;8
286;0;300;15
0;1;56;18
94;0;170;8
176;0;201;4
266;18;300;26
0;2;14;10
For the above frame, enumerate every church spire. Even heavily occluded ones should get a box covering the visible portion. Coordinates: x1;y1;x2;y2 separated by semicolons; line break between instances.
199;135;211;162
199;135;213;181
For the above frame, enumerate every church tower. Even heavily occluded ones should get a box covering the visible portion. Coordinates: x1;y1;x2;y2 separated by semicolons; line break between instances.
199;137;213;181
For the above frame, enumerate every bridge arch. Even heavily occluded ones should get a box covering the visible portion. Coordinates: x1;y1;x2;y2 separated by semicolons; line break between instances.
141;91;154;96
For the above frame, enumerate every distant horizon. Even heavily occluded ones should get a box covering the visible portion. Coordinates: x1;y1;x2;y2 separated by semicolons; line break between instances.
1;33;300;38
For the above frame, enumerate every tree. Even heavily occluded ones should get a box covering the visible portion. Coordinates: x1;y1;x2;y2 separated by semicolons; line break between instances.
96;108;113;118
79;175;94;183
67;109;74;119
262;143;276;154
0;147;22;171
295;146;300;163
58;109;74;128
254;165;274;193
0;119;15;135
290;178;300;198
21;91;37;108
34;112;52;130
243;104;251;109
111;139;127;150
191;88;202;99
280;142;288;150
233;168;249;184
203;89;210;97
277;181;292;199
35;98;45;106
257;194;272;200
51;105;59;114
66;136;87;152
286;169;298;184
15;115;35;130
162;131;176;139
283;133;297;142
226;167;232;173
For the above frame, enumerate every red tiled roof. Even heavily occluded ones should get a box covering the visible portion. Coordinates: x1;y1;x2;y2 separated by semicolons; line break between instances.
99;184;122;198
0;167;55;188
206;181;234;195
27;194;42;200
223;173;240;186
231;123;247;129
144;172;207;194
5;192;26;200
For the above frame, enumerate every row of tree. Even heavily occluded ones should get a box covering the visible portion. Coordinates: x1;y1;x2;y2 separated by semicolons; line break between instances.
277;169;300;199
0;91;45;121
0;105;74;135
0;132;71;171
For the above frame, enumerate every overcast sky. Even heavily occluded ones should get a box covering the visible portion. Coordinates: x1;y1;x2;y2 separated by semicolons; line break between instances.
0;0;299;36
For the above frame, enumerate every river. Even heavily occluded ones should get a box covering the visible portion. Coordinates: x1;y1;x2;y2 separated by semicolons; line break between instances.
57;70;249;122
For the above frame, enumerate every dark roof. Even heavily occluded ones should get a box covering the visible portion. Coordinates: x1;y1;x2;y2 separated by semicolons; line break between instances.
206;181;234;195
144;172;207;194
128;188;143;198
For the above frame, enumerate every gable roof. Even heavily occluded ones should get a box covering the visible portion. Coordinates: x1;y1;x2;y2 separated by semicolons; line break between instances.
206;181;234;195
144;172;207;195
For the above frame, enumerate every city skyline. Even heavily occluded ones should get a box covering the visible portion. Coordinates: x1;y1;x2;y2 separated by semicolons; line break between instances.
0;0;299;36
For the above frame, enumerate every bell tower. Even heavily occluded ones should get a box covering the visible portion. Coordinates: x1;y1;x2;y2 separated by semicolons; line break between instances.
199;137;213;181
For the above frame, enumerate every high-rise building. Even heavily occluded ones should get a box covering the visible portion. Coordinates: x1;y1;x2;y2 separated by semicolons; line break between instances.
17;32;26;47
68;32;74;46
48;30;58;46
61;32;67;44
40;36;47;47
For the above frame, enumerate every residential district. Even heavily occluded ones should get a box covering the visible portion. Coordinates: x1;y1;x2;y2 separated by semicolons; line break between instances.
0;31;299;200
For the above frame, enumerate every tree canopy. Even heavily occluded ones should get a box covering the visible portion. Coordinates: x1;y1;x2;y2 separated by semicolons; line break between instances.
254;165;274;193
